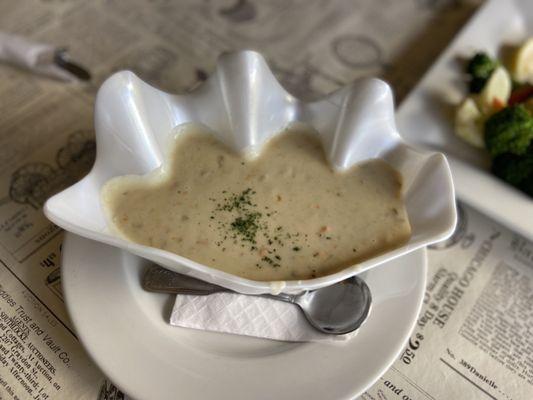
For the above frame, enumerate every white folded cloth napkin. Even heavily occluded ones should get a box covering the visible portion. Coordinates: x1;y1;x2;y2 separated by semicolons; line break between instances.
170;292;357;342
0;32;86;81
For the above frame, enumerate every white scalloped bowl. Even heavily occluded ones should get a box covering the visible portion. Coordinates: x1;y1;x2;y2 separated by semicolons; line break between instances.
44;51;456;294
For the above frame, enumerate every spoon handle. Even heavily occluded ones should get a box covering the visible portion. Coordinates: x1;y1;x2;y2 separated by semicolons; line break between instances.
143;264;297;303
260;293;298;303
143;264;226;295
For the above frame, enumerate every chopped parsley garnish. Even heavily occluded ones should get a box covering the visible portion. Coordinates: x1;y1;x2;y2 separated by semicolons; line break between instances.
209;188;306;269
230;212;262;243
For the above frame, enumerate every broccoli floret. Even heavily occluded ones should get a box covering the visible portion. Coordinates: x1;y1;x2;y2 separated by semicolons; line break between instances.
492;152;533;196
466;53;498;93
484;105;533;157
492;152;533;185
469;77;487;93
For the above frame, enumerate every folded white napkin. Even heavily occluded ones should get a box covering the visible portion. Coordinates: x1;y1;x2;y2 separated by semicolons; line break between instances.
0;32;84;81
170;292;357;342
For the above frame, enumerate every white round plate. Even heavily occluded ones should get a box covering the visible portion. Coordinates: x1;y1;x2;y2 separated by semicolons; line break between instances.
62;233;426;400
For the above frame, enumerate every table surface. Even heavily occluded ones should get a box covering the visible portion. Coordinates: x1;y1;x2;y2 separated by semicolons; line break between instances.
6;1;533;400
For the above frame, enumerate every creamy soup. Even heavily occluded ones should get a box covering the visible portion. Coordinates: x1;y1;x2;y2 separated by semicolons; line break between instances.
102;124;411;281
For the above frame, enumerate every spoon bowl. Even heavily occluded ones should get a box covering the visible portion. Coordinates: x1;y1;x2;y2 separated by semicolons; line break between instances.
293;276;372;334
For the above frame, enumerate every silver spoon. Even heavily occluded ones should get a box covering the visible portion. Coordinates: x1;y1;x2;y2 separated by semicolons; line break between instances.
142;265;372;335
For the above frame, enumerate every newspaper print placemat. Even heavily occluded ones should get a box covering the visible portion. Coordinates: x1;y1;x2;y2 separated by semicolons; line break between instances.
3;1;531;399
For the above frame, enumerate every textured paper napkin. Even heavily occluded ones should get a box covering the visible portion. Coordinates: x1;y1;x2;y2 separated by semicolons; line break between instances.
170;292;357;342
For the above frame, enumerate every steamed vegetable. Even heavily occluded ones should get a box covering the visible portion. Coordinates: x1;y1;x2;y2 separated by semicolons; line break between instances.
510;38;533;84
478;66;511;113
466;52;498;93
509;84;533;105
485;105;533;157
492;151;533;196
454;39;533;197
455;97;485;147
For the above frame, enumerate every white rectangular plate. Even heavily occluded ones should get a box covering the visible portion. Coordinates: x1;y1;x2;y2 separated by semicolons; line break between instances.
397;0;533;239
